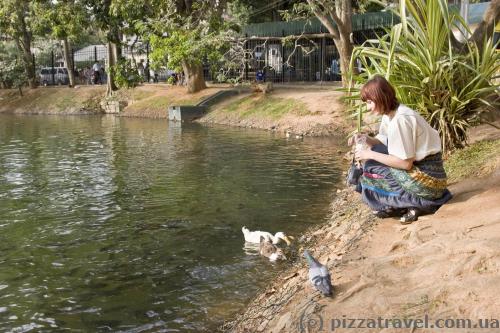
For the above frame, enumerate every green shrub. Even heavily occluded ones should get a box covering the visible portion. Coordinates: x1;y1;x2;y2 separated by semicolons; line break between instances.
0;43;27;93
112;59;142;89
347;0;500;153
167;75;176;85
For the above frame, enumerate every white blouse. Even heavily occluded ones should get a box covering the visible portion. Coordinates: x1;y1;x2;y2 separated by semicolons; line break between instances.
375;105;442;161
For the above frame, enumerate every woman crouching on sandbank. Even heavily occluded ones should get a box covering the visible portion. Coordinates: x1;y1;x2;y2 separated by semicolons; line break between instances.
353;75;452;224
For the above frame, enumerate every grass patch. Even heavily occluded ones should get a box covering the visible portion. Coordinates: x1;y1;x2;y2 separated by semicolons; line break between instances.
445;139;500;183
125;95;200;113
116;88;156;102
136;95;170;109
1;87;105;113
130;89;156;101
219;94;309;120
54;92;80;110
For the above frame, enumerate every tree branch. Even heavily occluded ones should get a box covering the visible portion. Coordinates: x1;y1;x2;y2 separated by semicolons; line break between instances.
307;0;339;39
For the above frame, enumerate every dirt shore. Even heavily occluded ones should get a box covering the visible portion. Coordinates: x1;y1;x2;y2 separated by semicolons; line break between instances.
0;86;106;115
225;122;500;333
198;88;348;136
0;85;224;118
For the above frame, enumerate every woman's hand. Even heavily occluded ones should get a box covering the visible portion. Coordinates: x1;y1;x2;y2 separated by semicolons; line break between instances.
348;133;368;146
349;133;381;148
355;146;372;161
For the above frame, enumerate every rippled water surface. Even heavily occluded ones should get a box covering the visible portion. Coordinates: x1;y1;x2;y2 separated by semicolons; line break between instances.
0;114;342;332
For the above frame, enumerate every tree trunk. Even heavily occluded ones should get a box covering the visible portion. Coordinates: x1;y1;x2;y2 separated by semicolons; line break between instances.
106;41;118;96
307;0;354;88
469;0;500;50
62;38;75;87
182;61;206;93
15;39;36;89
105;25;121;96
335;33;354;88
16;2;36;89
113;40;122;63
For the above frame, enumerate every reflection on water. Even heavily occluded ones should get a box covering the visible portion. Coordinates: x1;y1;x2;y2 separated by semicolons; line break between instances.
0;114;342;332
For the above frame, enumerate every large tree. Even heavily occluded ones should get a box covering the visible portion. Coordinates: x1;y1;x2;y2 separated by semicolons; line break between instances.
0;0;37;88
35;0;89;87
146;0;229;93
83;0;122;95
83;0;155;95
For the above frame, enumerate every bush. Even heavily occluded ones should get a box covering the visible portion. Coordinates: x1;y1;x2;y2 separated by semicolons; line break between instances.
0;43;27;93
167;75;176;85
0;59;27;94
216;72;227;83
112;59;142;89
348;0;500;153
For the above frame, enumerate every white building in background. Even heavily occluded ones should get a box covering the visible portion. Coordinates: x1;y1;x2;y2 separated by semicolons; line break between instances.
121;34;148;64
73;45;107;66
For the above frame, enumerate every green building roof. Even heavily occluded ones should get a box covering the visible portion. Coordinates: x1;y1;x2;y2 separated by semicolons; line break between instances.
242;11;398;38
242;2;490;38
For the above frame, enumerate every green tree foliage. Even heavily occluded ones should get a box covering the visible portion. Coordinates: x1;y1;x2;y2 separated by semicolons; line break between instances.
233;0;301;23
34;0;90;87
112;58;143;88
82;0;155;95
0;0;37;88
0;43;27;94
348;0;500;152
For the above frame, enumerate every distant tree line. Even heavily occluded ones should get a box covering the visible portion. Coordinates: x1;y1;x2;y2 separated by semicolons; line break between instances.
0;0;498;94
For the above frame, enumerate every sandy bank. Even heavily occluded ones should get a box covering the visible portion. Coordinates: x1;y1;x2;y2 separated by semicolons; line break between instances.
0;86;105;114
198;88;348;136
226;128;500;333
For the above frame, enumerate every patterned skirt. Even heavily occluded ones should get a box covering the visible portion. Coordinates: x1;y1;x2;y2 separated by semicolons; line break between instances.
359;144;452;213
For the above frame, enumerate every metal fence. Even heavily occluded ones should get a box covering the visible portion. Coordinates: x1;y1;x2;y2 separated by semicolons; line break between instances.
33;42;170;86
32;28;386;86
225;29;385;84
35;45;103;86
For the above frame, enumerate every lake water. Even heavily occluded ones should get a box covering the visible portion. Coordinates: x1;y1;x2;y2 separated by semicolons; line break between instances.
0;114;343;332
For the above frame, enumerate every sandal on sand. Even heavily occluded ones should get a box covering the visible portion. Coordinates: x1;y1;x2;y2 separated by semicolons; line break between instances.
400;208;420;224
373;208;405;219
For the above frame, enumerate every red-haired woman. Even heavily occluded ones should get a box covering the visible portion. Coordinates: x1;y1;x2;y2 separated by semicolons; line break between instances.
353;75;452;224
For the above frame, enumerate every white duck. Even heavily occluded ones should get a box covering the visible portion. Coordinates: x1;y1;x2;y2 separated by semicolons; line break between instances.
242;226;293;245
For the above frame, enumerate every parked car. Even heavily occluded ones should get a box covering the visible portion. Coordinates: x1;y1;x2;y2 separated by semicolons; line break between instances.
39;67;70;86
148;68;176;83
